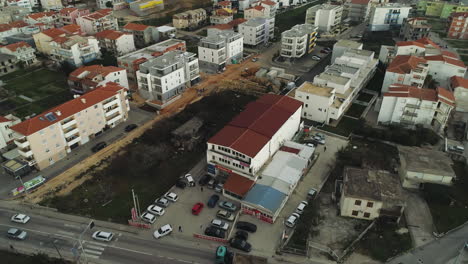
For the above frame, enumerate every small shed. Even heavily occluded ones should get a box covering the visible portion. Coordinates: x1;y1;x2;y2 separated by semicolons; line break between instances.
2;159;31;178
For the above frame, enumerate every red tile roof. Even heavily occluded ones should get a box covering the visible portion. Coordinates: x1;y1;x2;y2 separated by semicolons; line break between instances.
415;37;440;49
95;29;125;40
41;27;66;38
385;84;455;106
27;11;57;21
441;50;458;59
228;18;247;26
450;76;468;89
248;5;265;11
69;65;124;79
217;1;231;6
396;40;425;48
208;95;302;158
59;7;78;15
350;0;370;4
1;41;31;52
11;82;126;136
9;21;28;28
61;24;81;34
223;172;255;197
83;9;112;21
437;87;455;106
209;24;234;30
425;55;466;68
260;0;276;6
123;22;149;31
386;55;427;74
0;116;10;123
0;24;13;33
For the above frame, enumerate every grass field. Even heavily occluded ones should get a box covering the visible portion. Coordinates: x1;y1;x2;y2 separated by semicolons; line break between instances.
0;68;72;118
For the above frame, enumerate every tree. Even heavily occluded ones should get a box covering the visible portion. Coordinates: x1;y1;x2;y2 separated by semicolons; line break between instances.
105;1;113;8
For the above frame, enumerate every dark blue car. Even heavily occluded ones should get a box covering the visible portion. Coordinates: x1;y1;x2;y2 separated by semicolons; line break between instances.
208;194;220;208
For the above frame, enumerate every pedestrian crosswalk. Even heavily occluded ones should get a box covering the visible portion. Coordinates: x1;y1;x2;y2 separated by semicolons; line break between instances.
81;240;107;259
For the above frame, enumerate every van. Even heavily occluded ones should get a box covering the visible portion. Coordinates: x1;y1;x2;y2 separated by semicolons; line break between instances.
185;174;195;187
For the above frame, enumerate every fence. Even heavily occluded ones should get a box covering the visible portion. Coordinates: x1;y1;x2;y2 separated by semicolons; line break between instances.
338;220;376;262
193;233;228;244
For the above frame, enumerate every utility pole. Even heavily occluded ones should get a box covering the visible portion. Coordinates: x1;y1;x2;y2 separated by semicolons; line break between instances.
51;238;63;261
73;220;94;264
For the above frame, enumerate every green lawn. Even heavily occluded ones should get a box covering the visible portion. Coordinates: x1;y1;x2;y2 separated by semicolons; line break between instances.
345;104;367;118
320;116;363;137
276;1;326;34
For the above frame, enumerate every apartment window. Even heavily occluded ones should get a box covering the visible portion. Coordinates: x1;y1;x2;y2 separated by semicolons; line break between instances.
306;96;309;100
367;202;374;208
39;130;45;135
363;212;370;218
351;210;358;216
305;104;308;107
354;200;362;206
94;105;98;109
45;148;50;153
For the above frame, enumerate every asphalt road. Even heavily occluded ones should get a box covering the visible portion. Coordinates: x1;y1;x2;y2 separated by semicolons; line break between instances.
0;206;213;264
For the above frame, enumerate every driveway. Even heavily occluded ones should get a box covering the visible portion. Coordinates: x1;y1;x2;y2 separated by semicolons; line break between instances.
404;191;435;247
0;104;154;199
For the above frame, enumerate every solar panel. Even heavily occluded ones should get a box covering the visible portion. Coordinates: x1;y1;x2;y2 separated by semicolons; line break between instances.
45;112;57;122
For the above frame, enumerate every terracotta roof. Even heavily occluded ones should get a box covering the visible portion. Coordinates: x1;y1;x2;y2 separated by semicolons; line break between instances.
61;24;81;34
350;0;370;4
69;65;124;78
209;24;233;30
0;24;13;33
385;84;455;106
123;22;149;31
441;50;458;59
217;1;231;6
97;8;113;15
95;29;125;40
52;36;69;44
387;55;427;74
425;55;466;68
248;5;265;11
450;76;468;89
83;9;112;21
0;116;10;123
228;18;247;26
1;41;31;52
11;82;126;136
395;40;425;48
59;7;77;15
27;11;57;21
9;20;28;28
208;95;302;157
223;172;255;197
260;0;276;6
414;37;440;49
41;28;66;38
437;87;455;106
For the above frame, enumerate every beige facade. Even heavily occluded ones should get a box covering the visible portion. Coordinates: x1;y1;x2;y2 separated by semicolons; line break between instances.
172;8;207;29
11;83;130;170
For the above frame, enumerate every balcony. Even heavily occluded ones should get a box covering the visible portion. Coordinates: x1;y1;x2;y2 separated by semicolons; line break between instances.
103;97;119;109
14;138;30;148
61;118;77;130
406;103;420;109
106;113;122;125
105;107;120;117
18;147;33;158
64;126;80;138
403;111;418;117
66;136;81;146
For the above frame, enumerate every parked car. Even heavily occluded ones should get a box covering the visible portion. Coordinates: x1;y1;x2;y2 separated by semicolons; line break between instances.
198;174;212;186
216;210;235;221
306;143;315;148
312;135;325;145
207;179;216;189
236;221;257;233
448;145;464;153
323;47;332;52
164;192;178;202
153;224;173;239
315;132;325;140
214;183;223;193
295;201;308;215
11;214;30;224
192;202;204;215
285;213;300;228
184;173;195;187
235;230;249;240
92;231;114;242
307;188;317;200
311;55;321;61
320;49;330;54
219;201;237;212
147;205;165;216
208;194;220;208
204;226;226;238
175;179;187;189
211;219;229;231
91;142;107;153
141;212;156;224
251;57;258;62
124;124;138;132
229;237;252;252
7;228;27;240
155;198;169;208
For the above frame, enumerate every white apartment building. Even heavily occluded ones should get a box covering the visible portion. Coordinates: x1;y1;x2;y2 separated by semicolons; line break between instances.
76;9;118;35
251;0;277;18
210;14;233;25
305;4;343;33
6;0;34;11
368;3;412;31
198;30;243;73
295;48;378;124
346;0;371;22
11;82;130;170
424;53;467;88
50;35;101;68
239;17;270;46
207;94;303;180
172;9;207;30
378;84;455;133
0;114;21;150
136;50;200;109
68;65;129;94
280;24;318;58
95;29;136;56
24;11;58;27
40;0;62;10
379;38;440;64
382;55;428;92
450;76;468;112
332;39;363;64
0;41;38;67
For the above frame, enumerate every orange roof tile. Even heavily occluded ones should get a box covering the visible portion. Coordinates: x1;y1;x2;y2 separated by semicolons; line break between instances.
209;24;234;30
450;76;468;89
437;87;455;106
11;83;126;136
0;116;10;123
387;55;427;74
123;22;149;31
52;36;69;44
415;37;440;49
9;20;28;28
385;84;437;102
69;65;124;78
1;41;31;52
395;40;425;48
95;29;125;40
260;0;276;6
228;18;247;26
27;11;57;21
425;55;466;68
217;1;231;6
0;24;13;32
441;50;458;59
41;28;66;38
61;24;81;34
223;172;255;197
59;7;78;15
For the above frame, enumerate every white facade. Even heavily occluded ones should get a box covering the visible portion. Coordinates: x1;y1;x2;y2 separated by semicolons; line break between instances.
305;4;343;33
425;56;467;88
76;9;118;35
368;4;412;31
210;15;233;25
332;39;363;64
50;36;101;67
280;24;317;58
96;30;136;56
450;76;468;112
0;26;19;42
6;0;33;11
40;0;62;10
382;55;428;92
68;65;129;94
0;115;21;149
198;30;243;73
239;17;269;46
0;41;38;67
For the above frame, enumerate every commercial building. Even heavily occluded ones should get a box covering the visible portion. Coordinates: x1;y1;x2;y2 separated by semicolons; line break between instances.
172;9;207;30
280;24;317;59
447;12;468;39
368;4;412;31
117;38;186;85
238;17;271;46
57;7;90;26
76;9;118;35
450;76;468;112
378;84;455;133
136;50;200;109
95;29;136;56
0;53;19;76
305;4;343;33
0;114;21;150
398;146;456;189
417;0;468;19
129;0;165;17
198;30;243;73
399;17;431;41
346;0;371;22
50;35;100;67
33;25;81;54
123;23;158;48
68;65;128;94
11;82;130;170
207;94;303;180
0;41;38;67
382;55;429;92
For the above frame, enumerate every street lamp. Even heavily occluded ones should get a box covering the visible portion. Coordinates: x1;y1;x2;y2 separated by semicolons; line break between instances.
73;220;95;264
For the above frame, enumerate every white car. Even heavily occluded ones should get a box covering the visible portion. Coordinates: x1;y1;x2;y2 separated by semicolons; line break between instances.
295;201;308;215
141;212;156;224
92;231;114;242
285;213;300;228
147;205;165;216
153;224;173;239
11;214;30;224
311;55;321;61
155;198;169;208
184;174;195;186
211;219;229;231
164;192;178;202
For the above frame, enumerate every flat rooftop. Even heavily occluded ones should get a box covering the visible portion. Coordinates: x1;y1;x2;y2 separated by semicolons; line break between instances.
242;17;266;27
118;39;186;62
334;39;362;49
398;146;456;177
297;82;334;97
316;72;351;85
327;64;360;75
282;24;317;38
141;50;195;69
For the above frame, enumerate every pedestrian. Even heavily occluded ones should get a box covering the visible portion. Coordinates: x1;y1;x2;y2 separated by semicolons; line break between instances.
201;187;204;192
178;226;182;232
9;245;14;251
324;146;327;152
200;224;203;230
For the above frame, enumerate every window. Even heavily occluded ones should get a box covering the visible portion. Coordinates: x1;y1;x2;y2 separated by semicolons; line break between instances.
94;105;98;109
305;104;308;107
351;210;358;216
363;212;370;218
354;200;361;206
367;202;373;208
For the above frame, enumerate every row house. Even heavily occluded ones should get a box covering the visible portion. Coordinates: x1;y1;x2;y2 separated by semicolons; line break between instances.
450;76;468;112
399;17;431;41
58;7;90;26
136;50;200;109
447;12;468;40
95;29;136;56
0;114;21;150
33;24;81;54
382;55;428;92
305;4;343;33
172;9;207;30
0;41;38;67
280;24;317;59
68;65;128;94
377;84;455;133
11;82;130;170
24;11;58;28
50;35;100;67
198;30;243;73
76;9;118;35
39;0;62;10
368;3;412;31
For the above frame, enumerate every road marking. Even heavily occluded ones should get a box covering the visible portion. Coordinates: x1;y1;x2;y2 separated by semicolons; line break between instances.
84;249;103;255
176;260;191;264
85;254;100;259
64;223;80;229
85;245;105;251
84;240;109;247
57;231;75;236
110;246;153;256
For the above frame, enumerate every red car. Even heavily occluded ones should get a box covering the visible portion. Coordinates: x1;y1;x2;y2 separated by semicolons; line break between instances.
192;202;204;215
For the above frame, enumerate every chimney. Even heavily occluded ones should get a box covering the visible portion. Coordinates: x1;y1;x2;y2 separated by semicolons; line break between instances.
55;110;61;116
81;98;86;104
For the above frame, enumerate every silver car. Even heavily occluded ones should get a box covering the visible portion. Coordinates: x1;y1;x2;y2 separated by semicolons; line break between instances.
7;228;27;240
